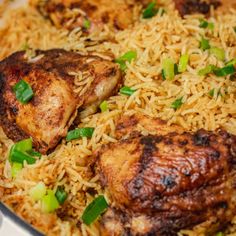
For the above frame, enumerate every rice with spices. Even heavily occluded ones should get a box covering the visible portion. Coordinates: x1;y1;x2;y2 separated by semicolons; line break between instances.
0;0;236;235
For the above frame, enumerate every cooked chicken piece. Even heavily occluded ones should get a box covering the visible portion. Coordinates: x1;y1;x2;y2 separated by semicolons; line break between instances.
37;0;148;31
0;49;122;154
115;113;184;140
97;114;236;235
173;0;221;16
173;0;236;16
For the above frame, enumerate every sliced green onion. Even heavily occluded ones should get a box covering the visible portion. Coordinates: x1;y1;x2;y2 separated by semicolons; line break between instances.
120;86;136;96
213;65;236;77
10;148;36;164
199;19;214;30
14;138;32;152
200;37;210;51
178;54;189;73
161;69;166;80
174;63;179;75
208;89;221;98
9;138;37;165
99;101;108;112
29;150;42;158
81;195;108;225
234;27;236;33
162;58;175;80
29;182;47;201
198;65;216;76
11;162;23;178
41;190;59;213
226;58;236;66
13;79;34;104
199;19;208;28
66;127;94;142
83;19;91;29
142;2;158;19
115;51;137;71
216;232;224;236
209;47;225;61
171;97;183;110
55;186;68;205
209;89;215;97
208;22;214;30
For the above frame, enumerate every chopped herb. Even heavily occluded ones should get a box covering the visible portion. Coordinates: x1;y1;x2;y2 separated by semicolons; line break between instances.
55;186;68;205
115;51;137;71
234;27;236;33
29;182;47;201
216;232;224;236
83;19;91;29
198;65;216;76
200;37;210;51
199;19;214;30
82;195;108;225
226;58;236;66
209;89;215;97
13;79;34;104
161;69;166;80
171;97;183;110
162;58;175;80
29;150;42;158
9;138;37;165
208;89;222;98
99;101;108;112
208;22;214;30
66;127;94;142
199;19;208;28
142;2;158;19
213;64;236;77
178;54;189;73
209;47;225;61
13;138;32;153
41;190;59;213
120;86;136;96
174;63;179;75
10;148;36;164
11;162;23;178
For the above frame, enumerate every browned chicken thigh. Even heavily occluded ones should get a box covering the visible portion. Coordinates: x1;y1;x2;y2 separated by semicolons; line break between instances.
173;0;236;16
37;0;148;31
97;114;236;235
0;49;122;154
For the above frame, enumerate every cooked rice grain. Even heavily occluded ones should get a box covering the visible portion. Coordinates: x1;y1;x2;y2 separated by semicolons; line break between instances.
0;1;236;235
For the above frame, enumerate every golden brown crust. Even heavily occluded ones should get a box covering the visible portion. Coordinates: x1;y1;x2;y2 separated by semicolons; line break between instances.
0;49;122;153
98;114;236;235
38;0;147;31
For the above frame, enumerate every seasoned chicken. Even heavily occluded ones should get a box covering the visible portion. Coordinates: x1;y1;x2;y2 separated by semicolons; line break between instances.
173;0;236;16
37;0;148;31
0;49;122;154
97;114;236;235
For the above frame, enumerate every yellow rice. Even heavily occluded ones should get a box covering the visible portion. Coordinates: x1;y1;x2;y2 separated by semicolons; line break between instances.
0;0;236;235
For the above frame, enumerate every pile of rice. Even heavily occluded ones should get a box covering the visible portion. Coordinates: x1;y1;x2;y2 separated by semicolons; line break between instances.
0;0;235;235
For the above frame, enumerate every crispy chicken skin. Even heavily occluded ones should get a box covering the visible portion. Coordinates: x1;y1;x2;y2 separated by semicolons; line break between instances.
173;0;236;16
97;114;236;235
0;49;122;154
37;0;147;31
173;0;221;16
